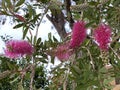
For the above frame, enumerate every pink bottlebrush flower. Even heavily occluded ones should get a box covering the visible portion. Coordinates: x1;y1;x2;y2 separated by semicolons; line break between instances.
93;23;111;50
4;40;33;58
14;14;26;22
55;43;73;61
69;21;87;49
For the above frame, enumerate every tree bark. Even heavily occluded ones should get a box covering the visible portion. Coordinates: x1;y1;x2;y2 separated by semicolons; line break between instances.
65;0;74;28
46;10;67;40
46;0;74;40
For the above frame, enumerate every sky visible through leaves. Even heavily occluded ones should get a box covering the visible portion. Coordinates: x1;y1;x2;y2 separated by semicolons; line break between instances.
0;15;60;53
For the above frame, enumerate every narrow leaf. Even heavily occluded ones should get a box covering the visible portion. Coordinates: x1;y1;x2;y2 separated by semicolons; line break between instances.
16;0;25;7
27;5;35;19
33;36;37;45
23;27;29;39
36;38;41;45
53;36;58;42
13;23;24;29
5;0;12;8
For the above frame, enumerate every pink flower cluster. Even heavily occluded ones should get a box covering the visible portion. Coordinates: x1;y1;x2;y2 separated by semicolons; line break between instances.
69;21;87;49
4;40;33;58
50;21;112;61
93;23;111;50
55;42;72;61
54;21;87;61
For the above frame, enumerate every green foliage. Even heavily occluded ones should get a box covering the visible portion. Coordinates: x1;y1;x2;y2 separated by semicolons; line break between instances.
0;0;120;90
15;0;25;7
34;65;49;89
37;0;50;4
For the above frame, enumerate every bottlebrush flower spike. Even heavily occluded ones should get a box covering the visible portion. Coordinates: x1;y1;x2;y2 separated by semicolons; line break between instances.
93;23;111;51
14;14;26;22
55;43;73;61
4;40;33;58
69;21;87;49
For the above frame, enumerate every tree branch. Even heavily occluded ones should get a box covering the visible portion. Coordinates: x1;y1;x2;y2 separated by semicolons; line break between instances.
65;0;74;28
30;64;35;90
46;12;67;40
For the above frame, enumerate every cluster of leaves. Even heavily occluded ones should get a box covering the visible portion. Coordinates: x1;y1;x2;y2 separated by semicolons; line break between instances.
0;0;120;90
0;0;50;90
47;0;120;90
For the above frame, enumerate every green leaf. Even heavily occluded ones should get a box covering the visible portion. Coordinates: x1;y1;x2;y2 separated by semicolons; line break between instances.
7;62;16;70
13;23;24;29
39;0;49;4
16;0;25;7
36;37;41;45
41;59;48;63
85;21;95;28
53;36;58;42
48;33;52;40
39;42;43;47
0;10;10;15
32;14;41;23
5;0;12;8
14;7;20;12
1;0;7;11
99;67;107;73
23;27;29;39
36;57;48;63
33;36;37;45
113;0;120;6
27;5;35;19
70;66;80;77
26;36;32;43
51;56;55;64
41;53;48;59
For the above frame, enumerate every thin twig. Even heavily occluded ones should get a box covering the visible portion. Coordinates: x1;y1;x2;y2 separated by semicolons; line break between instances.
63;67;69;90
111;35;120;44
29;4;49;90
29;29;33;38
83;47;95;70
35;6;49;39
63;80;67;90
29;55;35;90
110;46;120;59
30;64;35;90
